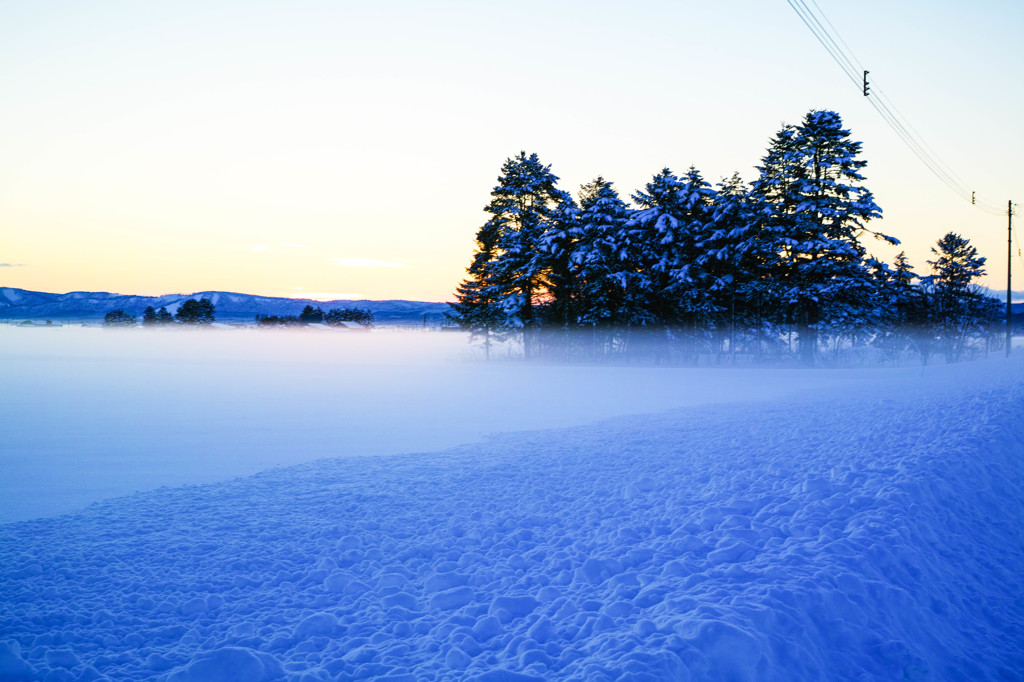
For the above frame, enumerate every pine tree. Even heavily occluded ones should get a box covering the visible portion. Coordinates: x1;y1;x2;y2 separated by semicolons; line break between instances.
700;172;763;355
142;306;158;326
629;166;717;359
925;232;999;361
628;168;685;331
156;307;174;325
447;220;506;357
537;194;582;332
751;110;895;365
449;152;570;359
299;305;324;324
672;167;719;339
574;177;635;328
872;252;929;361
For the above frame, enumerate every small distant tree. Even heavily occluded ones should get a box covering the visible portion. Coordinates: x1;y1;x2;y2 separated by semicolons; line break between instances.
324;307;374;328
872;252;931;362
142;306;159;326
299;305;325;323
255;314;303;327
103;309;136;327
175;298;215;325
924;232;1000;362
156;307;175;325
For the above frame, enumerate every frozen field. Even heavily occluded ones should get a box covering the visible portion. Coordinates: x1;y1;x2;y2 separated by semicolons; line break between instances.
1;327;1022;680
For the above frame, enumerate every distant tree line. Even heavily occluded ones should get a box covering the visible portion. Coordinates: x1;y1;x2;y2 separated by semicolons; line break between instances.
448;110;1002;366
255;305;374;328
103;298;216;328
104;300;376;329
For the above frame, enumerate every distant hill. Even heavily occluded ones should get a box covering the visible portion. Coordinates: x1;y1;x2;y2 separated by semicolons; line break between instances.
0;287;451;326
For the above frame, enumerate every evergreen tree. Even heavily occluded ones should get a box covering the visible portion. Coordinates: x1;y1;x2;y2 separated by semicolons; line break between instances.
156;307;174;325
700;172;765;355
447;219;505;357
299;305;324;324
751;110;895;365
536;194;582;335
924;232;999;362
142;306;158;326
449;152;570;358
628;168;686;331
175;298;216;325
629;166;717;359
574;177;636;331
672;167;719;340
871;252;929;361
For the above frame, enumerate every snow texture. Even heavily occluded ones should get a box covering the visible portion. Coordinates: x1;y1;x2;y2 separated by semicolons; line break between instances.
1;329;1023;680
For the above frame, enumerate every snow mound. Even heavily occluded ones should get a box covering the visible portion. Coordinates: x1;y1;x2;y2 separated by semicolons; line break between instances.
1;361;1022;680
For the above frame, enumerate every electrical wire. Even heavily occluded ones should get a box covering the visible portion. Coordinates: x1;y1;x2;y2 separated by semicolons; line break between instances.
806;0;985;206
786;0;1011;217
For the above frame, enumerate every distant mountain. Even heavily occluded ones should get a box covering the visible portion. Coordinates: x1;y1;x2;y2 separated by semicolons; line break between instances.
0;287;452;325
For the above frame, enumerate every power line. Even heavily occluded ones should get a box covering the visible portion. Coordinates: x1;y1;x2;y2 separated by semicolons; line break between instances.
786;0;1010;217
787;0;860;88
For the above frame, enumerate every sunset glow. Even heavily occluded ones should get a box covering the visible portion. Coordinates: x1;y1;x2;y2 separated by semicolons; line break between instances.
1;1;1020;301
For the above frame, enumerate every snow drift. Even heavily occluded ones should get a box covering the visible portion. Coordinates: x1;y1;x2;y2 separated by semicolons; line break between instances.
1;328;1022;680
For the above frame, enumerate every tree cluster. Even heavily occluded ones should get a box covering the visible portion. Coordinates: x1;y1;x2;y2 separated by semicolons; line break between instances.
174;298;216;325
449;110;1001;365
255;305;374;328
106;298;216;328
142;306;175;326
103;309;136;327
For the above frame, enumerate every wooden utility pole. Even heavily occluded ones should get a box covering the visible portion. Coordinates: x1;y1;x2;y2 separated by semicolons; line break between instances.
1008;200;1014;357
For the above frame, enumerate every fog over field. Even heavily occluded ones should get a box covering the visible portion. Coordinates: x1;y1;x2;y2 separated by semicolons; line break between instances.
1;326;1022;681
2;326;888;524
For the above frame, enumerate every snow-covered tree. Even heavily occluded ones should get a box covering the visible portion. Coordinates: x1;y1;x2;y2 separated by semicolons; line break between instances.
449;152;570;358
574;177;637;332
536;194;582;335
629;170;707;317
751;110;895;365
627;166;718;359
699;172;768;354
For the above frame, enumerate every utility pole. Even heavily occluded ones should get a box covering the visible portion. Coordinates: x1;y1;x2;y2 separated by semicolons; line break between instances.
1008;200;1014;357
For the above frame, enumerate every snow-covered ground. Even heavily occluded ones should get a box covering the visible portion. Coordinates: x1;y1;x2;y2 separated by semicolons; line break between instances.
1;327;1022;680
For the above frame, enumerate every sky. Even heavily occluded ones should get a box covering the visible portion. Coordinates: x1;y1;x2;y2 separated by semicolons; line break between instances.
1;0;1021;302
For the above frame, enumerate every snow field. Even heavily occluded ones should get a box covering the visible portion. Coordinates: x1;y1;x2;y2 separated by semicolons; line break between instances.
1;359;1022;681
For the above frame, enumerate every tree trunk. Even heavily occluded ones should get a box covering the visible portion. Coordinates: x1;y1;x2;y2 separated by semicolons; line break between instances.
798;310;816;367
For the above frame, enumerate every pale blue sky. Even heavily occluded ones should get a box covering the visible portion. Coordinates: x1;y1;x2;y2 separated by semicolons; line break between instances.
1;1;1020;300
